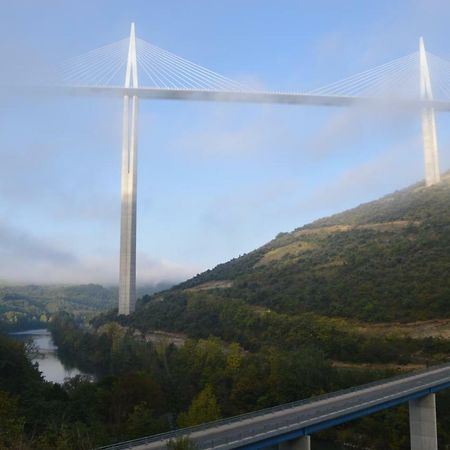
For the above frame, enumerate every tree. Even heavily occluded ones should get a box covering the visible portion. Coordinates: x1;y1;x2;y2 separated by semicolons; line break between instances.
0;390;26;449
125;403;166;438
226;343;243;372
177;385;221;427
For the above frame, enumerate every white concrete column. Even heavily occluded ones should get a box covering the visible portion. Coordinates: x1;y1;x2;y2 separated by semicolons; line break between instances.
118;23;139;315
419;37;441;187
279;436;310;450
409;393;438;450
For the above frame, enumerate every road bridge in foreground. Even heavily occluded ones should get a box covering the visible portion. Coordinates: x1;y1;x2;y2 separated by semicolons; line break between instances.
99;364;450;450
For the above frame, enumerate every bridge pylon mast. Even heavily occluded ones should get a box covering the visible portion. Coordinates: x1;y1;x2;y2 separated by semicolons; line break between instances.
118;23;139;315
419;37;440;186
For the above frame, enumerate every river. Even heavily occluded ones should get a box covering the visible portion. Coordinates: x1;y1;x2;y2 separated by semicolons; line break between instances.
10;328;90;384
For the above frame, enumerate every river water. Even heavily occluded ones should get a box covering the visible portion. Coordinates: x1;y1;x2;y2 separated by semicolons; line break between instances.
11;328;89;384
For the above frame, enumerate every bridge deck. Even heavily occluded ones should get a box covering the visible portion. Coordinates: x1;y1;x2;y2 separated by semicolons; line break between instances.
19;85;450;111
98;364;450;450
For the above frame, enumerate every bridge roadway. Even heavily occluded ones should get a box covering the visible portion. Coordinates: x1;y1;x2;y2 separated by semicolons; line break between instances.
21;85;450;111
99;364;450;450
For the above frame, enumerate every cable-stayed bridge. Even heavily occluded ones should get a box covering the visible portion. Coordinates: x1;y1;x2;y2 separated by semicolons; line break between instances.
43;24;450;315
58;26;450;106
31;25;450;450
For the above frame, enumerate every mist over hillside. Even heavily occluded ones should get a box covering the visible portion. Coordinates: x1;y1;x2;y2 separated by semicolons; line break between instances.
139;172;450;323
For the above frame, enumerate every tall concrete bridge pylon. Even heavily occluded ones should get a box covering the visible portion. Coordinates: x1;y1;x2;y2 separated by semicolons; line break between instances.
420;37;441;186
118;23;139;315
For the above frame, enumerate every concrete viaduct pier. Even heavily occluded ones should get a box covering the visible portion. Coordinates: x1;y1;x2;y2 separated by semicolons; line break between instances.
118;23;139;315
409;394;438;450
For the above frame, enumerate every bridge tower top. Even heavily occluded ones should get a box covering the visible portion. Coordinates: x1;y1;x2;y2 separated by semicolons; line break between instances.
419;36;433;100
125;22;138;88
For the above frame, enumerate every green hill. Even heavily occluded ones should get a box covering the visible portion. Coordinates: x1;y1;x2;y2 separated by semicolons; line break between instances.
144;172;450;323
0;282;174;331
0;284;116;330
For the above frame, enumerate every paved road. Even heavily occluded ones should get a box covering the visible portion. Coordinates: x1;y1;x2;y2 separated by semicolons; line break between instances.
99;364;450;450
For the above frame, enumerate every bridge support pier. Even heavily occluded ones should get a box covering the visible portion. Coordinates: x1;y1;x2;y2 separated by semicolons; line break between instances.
118;23;139;316
409;393;438;450
279;436;310;450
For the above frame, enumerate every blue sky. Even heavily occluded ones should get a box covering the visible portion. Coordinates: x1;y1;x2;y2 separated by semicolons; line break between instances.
1;0;450;285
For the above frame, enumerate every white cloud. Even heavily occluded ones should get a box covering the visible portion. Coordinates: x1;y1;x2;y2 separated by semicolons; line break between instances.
0;220;76;265
0;220;195;285
172;105;294;158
